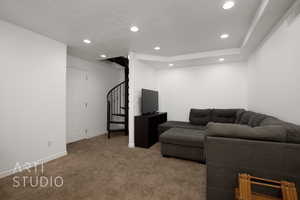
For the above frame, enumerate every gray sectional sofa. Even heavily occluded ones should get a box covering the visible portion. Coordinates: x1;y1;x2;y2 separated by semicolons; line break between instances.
158;108;300;200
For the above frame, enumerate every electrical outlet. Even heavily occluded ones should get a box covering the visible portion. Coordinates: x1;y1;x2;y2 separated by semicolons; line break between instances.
48;141;52;147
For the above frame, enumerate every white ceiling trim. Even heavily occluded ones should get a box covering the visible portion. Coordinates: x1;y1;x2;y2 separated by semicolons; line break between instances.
134;54;170;62
242;0;270;48
171;48;241;61
134;48;241;62
250;0;300;53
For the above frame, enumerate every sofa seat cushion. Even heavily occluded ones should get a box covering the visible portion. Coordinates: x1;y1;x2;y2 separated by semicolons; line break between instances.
189;109;212;125
159;128;206;148
212;109;242;123
207;122;287;142
261;118;300;144
159;121;206;134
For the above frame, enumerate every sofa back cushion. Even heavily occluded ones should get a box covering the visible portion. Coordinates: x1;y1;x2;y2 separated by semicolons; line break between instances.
261;118;300;144
239;111;256;125
189;109;211;125
248;112;269;127
235;109;246;123
207;122;287;142
237;110;269;127
211;109;241;123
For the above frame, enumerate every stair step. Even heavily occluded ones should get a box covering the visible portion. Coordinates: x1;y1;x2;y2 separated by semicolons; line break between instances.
112;113;125;117
109;129;126;132
120;107;127;110
110;121;125;124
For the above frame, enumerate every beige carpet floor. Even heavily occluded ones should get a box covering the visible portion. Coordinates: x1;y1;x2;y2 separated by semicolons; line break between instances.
0;133;206;200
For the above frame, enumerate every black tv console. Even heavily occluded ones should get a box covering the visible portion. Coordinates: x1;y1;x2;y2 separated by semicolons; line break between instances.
134;112;167;148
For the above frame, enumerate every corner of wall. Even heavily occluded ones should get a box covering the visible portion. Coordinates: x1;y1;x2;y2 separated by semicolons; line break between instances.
128;52;136;148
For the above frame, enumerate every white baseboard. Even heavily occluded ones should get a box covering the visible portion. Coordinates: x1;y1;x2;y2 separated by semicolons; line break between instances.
0;151;67;179
128;142;135;148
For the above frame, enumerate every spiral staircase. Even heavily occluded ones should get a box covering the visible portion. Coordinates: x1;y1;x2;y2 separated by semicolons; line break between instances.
106;57;129;138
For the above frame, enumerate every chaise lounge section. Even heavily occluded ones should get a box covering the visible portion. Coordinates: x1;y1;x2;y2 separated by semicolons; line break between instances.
160;128;206;162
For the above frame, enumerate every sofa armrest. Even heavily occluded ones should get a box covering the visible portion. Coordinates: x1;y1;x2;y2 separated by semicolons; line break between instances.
205;136;300;200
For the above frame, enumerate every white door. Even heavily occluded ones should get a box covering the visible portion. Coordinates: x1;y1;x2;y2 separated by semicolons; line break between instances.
66;67;88;143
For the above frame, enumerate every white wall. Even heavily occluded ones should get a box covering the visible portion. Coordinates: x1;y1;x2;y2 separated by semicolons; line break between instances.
157;62;248;121
128;55;158;147
0;20;67;177
247;13;300;124
133;60;158;116
67;55;123;139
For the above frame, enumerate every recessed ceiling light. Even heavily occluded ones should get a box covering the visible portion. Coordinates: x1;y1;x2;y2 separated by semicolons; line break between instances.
154;46;161;50
219;58;225;62
83;39;91;44
169;63;174;67
100;54;107;58
130;26;139;32
223;1;235;10
220;34;229;39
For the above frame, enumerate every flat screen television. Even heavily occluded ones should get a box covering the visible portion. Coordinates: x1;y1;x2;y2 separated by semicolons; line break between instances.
142;89;158;115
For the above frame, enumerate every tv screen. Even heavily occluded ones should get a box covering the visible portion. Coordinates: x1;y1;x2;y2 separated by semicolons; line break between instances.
142;89;158;115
